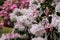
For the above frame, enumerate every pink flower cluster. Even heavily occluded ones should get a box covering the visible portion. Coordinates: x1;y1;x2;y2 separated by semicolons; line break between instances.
0;0;30;27
19;0;30;8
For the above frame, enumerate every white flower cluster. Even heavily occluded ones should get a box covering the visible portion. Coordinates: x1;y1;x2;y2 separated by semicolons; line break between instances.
30;23;46;36
9;0;47;39
9;0;60;39
51;14;60;32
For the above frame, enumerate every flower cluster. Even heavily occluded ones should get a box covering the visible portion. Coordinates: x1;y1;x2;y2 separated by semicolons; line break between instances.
0;0;60;40
0;0;30;27
0;33;19;40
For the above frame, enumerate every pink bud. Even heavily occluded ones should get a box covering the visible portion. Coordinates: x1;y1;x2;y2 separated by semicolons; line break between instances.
45;7;49;17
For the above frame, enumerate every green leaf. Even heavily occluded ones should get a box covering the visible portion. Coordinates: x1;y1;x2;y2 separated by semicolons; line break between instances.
0;0;6;5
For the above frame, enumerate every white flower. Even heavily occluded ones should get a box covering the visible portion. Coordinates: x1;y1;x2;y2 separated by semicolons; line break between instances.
13;8;20;14
12;8;29;15
29;0;41;9
14;24;25;31
55;2;60;12
51;15;60;27
23;19;32;27
30;24;39;34
27;9;39;22
30;24;45;36
10;13;17;21
16;15;28;23
0;34;7;40
16;15;32;28
32;37;47;40
19;9;31;15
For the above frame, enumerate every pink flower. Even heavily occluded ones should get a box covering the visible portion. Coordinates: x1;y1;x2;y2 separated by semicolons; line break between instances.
0;11;4;17
10;33;19;39
10;34;15;39
3;4;8;7
3;11;9;17
25;0;30;2
5;34;10;39
4;11;7;14
4;16;9;20
45;22;53;32
14;33;19;38
2;7;6;9
14;0;19;4
5;8;9;11
19;0;30;8
2;33;19;39
21;1;25;4
10;4;17;10
32;9;39;18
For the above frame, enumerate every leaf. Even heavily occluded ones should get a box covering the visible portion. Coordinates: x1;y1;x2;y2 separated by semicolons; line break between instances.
0;0;6;5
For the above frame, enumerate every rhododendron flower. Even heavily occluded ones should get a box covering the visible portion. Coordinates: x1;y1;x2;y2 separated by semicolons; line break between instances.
10;13;17;21
2;7;6;10
30;24;45;36
51;14;60;27
24;0;30;2
27;9;39;19
14;24;25;31
10;4;17;10
3;4;8;7
16;15;32;26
